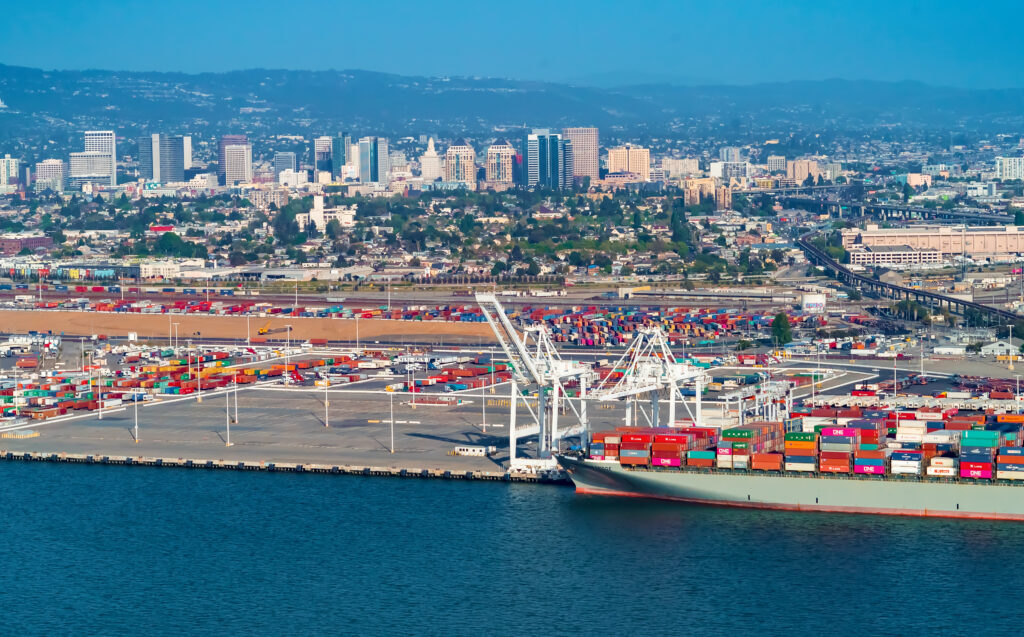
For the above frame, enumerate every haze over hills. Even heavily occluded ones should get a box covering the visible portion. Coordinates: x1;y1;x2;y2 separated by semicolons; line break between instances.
1;64;1023;146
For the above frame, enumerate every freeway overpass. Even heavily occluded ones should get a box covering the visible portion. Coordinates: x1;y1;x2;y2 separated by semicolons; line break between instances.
797;235;1020;324
782;196;1010;224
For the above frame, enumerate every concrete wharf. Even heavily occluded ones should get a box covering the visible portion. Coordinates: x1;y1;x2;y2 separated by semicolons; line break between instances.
0;450;567;484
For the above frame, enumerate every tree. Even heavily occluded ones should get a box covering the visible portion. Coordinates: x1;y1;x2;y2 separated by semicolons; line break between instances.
771;312;793;345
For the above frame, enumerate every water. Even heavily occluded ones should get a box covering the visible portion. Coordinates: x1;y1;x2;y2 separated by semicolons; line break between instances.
2;462;1022;635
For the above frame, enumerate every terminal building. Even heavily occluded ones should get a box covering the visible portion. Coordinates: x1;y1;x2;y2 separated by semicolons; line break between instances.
842;225;1024;260
847;245;942;267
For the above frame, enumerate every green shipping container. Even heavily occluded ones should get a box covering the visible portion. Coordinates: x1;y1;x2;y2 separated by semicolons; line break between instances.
722;429;753;439
785;432;817;442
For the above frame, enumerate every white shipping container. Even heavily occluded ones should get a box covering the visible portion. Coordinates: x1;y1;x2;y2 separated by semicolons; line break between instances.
785;462;816;472
716;458;733;469
931;457;958;468
923;432;960;444
926;466;957;477
891;465;921;474
997;471;1024;480
895;433;924;442
891;460;922;469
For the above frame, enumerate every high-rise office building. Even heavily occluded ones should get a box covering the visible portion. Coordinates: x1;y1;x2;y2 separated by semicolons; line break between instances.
273;152;297;178
524;129;573;189
332;133;351;180
719;146;742;163
83;130;116;185
662;157;700;178
183;136;193;170
787;159;822;184
709;161;750;181
486;140;517;184
0;154;19;187
69;152;116;188
419;138;442;182
314;136;333;174
138;134;186;183
607;144;651;181
444;140;477;188
223;144;253;184
996;157;1024;181
562;127;599;182
766;154;787;172
35;159;64;192
358;136;390;184
218;135;249;185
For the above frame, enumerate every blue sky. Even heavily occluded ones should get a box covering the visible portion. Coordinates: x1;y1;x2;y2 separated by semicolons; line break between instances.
1;0;1020;88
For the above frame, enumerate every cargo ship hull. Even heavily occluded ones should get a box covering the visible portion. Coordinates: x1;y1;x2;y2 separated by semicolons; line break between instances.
558;457;1024;521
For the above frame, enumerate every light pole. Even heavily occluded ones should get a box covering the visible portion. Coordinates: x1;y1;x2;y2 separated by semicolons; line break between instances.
285;324;292;383
389;391;395;454
355;316;360;351
246;315;251;347
233;375;239;424
134;394;139;444
1016;374;1022;414
324;381;329;427
195;342;202;403
1010;324;1016;371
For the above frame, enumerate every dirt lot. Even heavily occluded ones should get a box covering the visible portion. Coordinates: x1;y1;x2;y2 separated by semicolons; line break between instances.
0;310;496;344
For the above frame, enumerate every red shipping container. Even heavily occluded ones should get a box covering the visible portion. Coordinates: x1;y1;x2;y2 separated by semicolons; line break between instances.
619;441;650;451
962;462;993;471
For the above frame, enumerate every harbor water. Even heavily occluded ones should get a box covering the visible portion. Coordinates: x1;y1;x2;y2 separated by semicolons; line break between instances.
2;462;1023;635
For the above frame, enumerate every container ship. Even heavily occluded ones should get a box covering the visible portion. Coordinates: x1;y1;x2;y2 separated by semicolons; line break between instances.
559;410;1024;520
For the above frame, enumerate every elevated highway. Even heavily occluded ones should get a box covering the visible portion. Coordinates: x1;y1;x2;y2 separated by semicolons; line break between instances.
797;235;1019;324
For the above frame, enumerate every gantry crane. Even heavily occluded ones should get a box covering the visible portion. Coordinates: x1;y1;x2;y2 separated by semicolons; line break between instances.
476;293;594;470
590;327;707;428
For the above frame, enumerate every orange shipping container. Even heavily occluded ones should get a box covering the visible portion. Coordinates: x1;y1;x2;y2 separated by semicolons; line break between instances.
784;440;817;450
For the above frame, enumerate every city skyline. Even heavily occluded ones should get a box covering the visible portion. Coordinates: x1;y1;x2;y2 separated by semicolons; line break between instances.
1;1;1022;89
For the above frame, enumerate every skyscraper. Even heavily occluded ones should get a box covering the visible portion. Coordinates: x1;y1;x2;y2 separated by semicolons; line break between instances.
766;154;787;172
138;134;186;183
218;135;249;185
358;136;390;183
314;136;333;174
83;130;116;186
607;144;651;181
419;138;442;182
182;136;193;170
719;146;742;162
34;159;64;192
331;132;351;180
485;140;517;184
524;129;573;189
274;152;297;178
562;127;599;182
0;154;19;187
223;144;253;184
444;139;477;188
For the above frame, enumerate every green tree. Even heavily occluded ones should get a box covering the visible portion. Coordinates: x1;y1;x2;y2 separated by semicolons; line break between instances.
771;313;793;345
